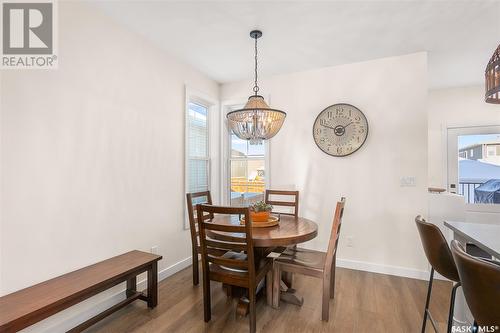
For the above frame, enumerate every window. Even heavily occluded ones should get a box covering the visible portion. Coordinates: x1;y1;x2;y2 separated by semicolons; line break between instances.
186;101;210;193
229;133;266;206
223;103;268;206
448;126;500;208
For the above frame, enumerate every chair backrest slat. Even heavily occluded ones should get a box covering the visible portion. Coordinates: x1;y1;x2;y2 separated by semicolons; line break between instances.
186;191;213;249
265;189;299;217
205;239;248;252
324;198;346;272
202;222;245;233
207;255;249;269
197;204;256;282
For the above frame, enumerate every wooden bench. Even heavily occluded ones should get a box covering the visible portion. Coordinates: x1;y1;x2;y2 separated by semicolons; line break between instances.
0;250;162;333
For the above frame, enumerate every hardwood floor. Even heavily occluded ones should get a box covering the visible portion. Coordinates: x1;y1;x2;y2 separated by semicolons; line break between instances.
87;266;452;333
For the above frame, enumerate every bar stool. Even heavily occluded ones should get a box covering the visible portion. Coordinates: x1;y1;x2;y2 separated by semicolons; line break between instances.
415;216;461;333
450;240;500;329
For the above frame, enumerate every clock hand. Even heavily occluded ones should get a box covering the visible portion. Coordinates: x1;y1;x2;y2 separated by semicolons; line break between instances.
320;123;336;130
344;122;353;128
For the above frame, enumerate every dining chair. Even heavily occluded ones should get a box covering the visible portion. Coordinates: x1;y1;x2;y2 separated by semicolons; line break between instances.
197;204;273;333
265;189;299;217
186;191;213;286
415;216;461;333
272;197;345;321
450;240;500;329
265;189;300;287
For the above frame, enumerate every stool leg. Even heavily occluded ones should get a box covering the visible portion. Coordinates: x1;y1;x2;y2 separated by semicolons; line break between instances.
421;268;434;333
447;282;461;333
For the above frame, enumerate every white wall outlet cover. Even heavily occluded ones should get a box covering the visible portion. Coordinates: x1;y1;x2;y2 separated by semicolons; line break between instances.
400;176;416;187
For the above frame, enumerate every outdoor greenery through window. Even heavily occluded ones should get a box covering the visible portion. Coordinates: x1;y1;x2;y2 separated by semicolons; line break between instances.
230;133;266;206
187;102;209;196
458;133;500;204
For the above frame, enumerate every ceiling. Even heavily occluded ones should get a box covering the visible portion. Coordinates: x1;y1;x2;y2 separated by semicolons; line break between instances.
94;1;500;89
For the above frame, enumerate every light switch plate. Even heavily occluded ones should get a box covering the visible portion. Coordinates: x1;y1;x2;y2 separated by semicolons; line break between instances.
400;176;416;187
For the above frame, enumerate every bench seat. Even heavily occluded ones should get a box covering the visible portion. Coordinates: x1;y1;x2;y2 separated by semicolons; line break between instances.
0;250;162;332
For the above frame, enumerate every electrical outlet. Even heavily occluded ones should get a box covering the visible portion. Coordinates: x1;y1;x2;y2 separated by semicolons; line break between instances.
151;246;158;255
347;236;354;247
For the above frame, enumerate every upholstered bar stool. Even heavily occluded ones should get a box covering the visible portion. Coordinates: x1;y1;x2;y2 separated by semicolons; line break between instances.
450;241;500;329
415;216;461;333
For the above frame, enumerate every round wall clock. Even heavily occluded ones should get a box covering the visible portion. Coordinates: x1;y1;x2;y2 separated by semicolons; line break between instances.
312;103;369;157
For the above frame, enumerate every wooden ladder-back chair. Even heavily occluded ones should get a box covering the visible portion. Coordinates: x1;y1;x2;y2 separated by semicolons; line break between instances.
197;204;272;333
186;191;213;285
265;190;299;217
272;197;346;321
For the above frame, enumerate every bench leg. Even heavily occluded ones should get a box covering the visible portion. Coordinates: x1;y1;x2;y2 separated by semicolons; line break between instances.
126;276;137;298
147;262;158;308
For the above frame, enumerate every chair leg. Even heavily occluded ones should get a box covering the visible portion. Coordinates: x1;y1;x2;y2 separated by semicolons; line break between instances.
330;261;336;299
266;270;273;306
272;264;281;309
249;287;257;333
192;250;199;286
421;268;434;333
202;270;211;322
322;275;331;321
447;282;461;333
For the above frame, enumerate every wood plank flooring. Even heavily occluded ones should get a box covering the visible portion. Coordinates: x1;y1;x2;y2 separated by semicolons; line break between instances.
87;266;452;333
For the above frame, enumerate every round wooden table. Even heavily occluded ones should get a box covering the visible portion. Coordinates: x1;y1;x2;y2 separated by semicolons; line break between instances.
209;214;318;313
209;214;318;248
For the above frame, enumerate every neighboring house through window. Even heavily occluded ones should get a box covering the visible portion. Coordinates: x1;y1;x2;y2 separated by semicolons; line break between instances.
448;127;500;207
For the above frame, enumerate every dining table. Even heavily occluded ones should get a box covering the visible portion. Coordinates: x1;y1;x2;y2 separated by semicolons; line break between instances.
209;213;319;315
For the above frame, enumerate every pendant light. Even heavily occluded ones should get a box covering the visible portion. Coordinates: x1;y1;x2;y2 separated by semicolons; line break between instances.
485;43;500;104
227;30;286;143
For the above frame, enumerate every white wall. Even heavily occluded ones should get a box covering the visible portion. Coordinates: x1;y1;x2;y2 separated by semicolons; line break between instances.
222;52;429;277
0;2;218;331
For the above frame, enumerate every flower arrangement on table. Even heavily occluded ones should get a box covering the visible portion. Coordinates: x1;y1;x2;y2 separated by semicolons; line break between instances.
249;201;273;222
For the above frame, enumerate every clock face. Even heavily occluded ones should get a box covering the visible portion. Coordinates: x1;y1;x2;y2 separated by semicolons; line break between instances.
313;104;368;157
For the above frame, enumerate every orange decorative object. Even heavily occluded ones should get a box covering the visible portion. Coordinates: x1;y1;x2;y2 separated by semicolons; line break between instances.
250;211;270;222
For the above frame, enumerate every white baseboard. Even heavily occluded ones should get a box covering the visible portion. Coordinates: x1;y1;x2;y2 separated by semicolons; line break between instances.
158;256;192;282
337;258;430;281
24;257;194;333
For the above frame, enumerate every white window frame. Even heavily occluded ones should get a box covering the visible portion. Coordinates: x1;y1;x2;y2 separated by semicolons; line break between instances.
446;124;500;213
184;87;217;229
220;98;271;206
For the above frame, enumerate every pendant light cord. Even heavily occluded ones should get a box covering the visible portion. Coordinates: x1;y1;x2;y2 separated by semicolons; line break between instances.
253;35;259;95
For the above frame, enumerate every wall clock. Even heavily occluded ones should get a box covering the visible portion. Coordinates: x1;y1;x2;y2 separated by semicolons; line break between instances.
313;103;369;157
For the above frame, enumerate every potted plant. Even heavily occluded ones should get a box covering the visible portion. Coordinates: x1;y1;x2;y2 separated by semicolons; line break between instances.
249;201;273;222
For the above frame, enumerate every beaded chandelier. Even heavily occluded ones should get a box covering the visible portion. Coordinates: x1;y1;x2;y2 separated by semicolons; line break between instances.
226;30;286;143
